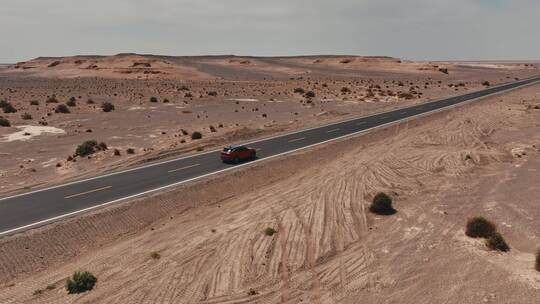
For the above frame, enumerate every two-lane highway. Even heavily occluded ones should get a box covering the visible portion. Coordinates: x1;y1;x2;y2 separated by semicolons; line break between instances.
1;76;540;236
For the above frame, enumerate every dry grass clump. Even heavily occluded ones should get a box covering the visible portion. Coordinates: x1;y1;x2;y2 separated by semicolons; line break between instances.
486;232;510;252
535;249;540;272
65;271;97;294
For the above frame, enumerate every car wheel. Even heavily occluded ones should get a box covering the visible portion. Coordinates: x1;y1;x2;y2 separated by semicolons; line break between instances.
234;157;240;164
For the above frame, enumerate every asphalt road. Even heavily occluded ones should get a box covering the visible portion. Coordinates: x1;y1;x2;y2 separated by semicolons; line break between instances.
1;76;540;236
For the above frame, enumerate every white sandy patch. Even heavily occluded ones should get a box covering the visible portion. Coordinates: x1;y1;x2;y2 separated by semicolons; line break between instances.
228;98;258;102
128;106;145;111
1;125;65;142
41;158;58;168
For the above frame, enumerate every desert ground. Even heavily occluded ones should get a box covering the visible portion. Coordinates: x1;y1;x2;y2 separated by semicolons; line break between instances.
0;56;539;303
0;55;538;195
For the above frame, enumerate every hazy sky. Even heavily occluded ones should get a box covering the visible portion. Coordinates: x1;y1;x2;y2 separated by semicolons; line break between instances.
1;0;539;62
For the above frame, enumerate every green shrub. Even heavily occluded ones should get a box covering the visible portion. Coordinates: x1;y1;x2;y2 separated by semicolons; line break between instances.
66;97;77;107
149;96;158;103
264;227;277;236
1;100;17;113
21;113;32;120
191;131;202;140
486;232;510;252
75;140;98;156
0;117;10;127
55;104;70;113
534;249;540;271
465;217;496;238
65;271;97;294
101;102;115;112
369;192;396;215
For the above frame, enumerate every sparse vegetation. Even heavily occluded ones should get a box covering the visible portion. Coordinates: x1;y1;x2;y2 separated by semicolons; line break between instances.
113;149;121;156
465;217;496;238
150;96;158;103
65;271;97;294
55;104;70;113
86;99;95;104
32;289;43;296
21;113;32;120
247;288;258;296
304;91;316;98
438;68;449;74
369;192;396;215
30;100;39;106
208;91;218;96
74;140;107;157
46;96;59;104
340;87;351;94
101;102;115;112
150;251;161;259
264;227;277;236
398;92;415;100
191;131;202;140
486;232;510;252
1;100;17;113
126;148;135;154
482;81;491;87
293;88;305;94
0;117;10;127
67;97;77;107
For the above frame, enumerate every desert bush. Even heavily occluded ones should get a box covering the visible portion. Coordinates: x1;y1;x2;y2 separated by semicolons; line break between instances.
75;140;98;156
208;91;218;96
0;117;11;127
66;97;76;107
179;85;190;91
209;125;216;132
163;98;170;103
184;92;193;98
97;142;108;151
65;271;97;294
534;249;540;271
264;227;277;236
304;91;316;98
86;99;95;104
191;131;202;140
482;81;491;87
398;92;415;100
126;148;135;154
438;68;449;74
293;88;305;94
369;192;396;215
101;102;115;112
486;232;510;252
1;100;17;113
341;87;351;94
21;113;32;120
55;104;70;113
30;100;39;106
46;96;59;103
113;149;121;156
465;217;497;238
181;129;189;135
48;61;61;67
149;96;158;103
150;252;161;259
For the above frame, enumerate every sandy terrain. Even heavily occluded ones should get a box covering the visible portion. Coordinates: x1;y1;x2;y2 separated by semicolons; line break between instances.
0;81;539;303
1;55;538;195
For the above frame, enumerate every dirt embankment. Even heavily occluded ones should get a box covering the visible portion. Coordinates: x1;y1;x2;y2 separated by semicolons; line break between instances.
1;84;540;303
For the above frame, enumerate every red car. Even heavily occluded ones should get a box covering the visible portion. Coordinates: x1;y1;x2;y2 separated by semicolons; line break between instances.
221;145;257;163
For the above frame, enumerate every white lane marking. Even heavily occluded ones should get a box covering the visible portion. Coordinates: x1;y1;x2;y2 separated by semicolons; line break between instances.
64;186;112;199
356;121;366;126
379;116;388;120
1;78;540;236
1;77;538;203
400;111;408;114
288;137;305;143
326;128;340;133
167;163;200;173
